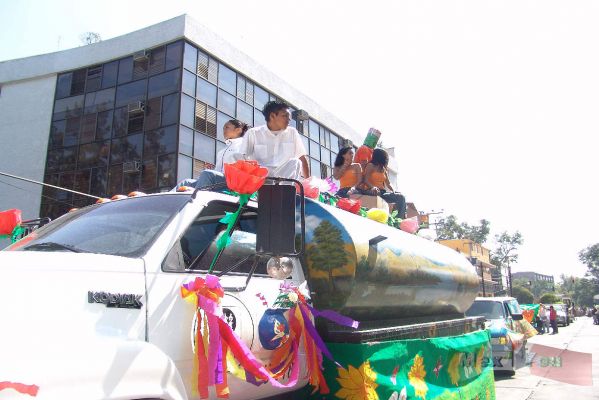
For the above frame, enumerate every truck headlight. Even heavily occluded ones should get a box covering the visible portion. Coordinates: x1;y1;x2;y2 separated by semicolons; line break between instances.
267;257;294;280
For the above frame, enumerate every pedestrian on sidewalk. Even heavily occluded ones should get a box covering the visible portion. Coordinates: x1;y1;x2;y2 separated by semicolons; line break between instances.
549;305;558;334
538;304;550;334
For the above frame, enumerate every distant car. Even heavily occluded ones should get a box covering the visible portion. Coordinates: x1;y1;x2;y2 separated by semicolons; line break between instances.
547;304;569;326
465;297;527;375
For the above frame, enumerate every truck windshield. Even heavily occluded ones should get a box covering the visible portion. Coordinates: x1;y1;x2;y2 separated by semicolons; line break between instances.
6;194;189;258
465;301;504;320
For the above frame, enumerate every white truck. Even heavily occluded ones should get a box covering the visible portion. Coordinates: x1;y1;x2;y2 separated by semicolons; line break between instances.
0;182;484;399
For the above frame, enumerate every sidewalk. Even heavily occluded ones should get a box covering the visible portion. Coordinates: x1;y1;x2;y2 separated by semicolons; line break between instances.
494;316;599;399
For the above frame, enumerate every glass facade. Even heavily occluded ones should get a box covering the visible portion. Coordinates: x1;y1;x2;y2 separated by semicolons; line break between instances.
42;39;347;219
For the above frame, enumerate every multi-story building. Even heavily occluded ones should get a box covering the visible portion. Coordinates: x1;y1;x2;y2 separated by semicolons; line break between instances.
0;15;398;223
438;239;503;297
511;271;554;285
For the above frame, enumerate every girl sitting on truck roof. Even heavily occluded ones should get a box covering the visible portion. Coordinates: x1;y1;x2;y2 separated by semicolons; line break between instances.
333;147;362;198
357;148;406;218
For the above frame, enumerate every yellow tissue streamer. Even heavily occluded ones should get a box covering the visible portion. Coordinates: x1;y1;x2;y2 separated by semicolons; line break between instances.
366;208;389;224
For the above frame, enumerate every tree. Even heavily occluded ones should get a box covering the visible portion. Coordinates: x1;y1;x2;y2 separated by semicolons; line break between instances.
573;278;598;307
435;215;491;244
490;231;523;268
79;32;102;45
579;243;599;284
539;293;561;304
512;285;534;304
514;278;554;300
557;275;598;307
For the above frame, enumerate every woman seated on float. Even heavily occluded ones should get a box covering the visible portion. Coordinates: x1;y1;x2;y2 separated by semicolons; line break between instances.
357;148;406;218
175;119;250;191
332;146;362;198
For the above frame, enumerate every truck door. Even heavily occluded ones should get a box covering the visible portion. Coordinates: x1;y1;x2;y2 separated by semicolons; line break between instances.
145;199;307;399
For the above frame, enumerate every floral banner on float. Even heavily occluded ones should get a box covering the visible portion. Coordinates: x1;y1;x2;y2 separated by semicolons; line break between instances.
310;330;495;400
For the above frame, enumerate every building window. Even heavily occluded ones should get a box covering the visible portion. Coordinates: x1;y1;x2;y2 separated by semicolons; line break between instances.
165;41;183;70
254;85;268;111
193;132;216;164
71;69;87;95
148;46;166;76
197;78;217;108
179;126;193;156
56;73;72;99
182;70;196;96
218;63;236;95
184;42;198;73
86;65;102;92
144;125;177;157
115;80;146;107
118;57;133;84
180;95;195;128
236;100;253;126
148;68;180;98
101;61;118;89
217;89;236;116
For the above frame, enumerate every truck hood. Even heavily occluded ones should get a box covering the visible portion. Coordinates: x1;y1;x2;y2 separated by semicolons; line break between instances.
0;251;147;353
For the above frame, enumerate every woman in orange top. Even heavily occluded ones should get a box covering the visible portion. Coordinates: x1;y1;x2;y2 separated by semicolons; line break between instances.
333;147;362;198
358;148;406;218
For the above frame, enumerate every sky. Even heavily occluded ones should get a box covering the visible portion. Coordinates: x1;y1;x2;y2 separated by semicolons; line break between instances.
1;0;597;279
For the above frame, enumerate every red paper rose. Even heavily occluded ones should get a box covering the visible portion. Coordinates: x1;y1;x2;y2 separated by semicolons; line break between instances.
0;209;21;236
337;198;361;214
224;160;269;194
300;177;320;199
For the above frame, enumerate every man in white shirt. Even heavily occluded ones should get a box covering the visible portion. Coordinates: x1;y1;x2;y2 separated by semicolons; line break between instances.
237;101;310;179
175;120;249;190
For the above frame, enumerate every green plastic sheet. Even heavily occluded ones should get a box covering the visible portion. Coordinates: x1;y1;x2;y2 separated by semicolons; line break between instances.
311;330;495;400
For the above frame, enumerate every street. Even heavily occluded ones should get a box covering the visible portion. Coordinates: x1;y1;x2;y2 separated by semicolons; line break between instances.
494;316;599;399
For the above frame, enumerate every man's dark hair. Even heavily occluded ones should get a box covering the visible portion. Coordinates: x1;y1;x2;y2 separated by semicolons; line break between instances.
262;100;289;122
370;148;389;168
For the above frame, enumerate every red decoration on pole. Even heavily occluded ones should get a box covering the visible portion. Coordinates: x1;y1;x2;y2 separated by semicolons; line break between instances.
0;209;21;236
223;160;269;194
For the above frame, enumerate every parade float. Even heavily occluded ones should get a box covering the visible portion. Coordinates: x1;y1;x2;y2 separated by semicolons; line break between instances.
0;160;495;399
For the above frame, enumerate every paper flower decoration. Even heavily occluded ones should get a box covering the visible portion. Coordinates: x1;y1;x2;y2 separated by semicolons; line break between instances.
110;194;128;200
128;191;146;197
0;209;22;236
399;217;419;234
301;177;321;199
325;176;339;194
224;160;268;194
337;198;361;214
366;208;389;224
95;198;111;204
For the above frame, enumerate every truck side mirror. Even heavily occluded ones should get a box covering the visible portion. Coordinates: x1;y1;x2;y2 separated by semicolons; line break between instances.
512;313;524;321
256;182;304;256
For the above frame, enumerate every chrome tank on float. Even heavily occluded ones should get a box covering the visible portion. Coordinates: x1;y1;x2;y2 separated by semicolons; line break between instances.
301;199;479;322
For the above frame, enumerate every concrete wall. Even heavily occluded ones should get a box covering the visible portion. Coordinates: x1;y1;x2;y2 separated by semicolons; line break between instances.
0;75;56;222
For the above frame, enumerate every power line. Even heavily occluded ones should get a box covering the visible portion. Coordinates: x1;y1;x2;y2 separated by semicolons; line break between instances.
0;178;86;208
0;171;100;200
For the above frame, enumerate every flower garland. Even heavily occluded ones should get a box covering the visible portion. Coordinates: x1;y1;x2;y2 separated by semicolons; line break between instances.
181;277;359;399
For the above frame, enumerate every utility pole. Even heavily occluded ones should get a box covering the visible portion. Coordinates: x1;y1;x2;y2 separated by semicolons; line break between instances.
507;259;513;297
